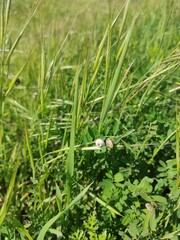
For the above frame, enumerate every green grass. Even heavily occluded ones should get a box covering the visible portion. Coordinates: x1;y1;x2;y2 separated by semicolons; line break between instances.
0;0;180;239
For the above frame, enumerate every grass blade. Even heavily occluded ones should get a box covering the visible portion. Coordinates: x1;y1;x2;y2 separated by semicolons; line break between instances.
5;0;41;64
0;0;11;45
25;124;35;180
5;52;33;96
66;67;80;204
148;128;179;164
99;15;137;129
89;192;123;217
12;218;33;240
37;183;93;240
0;142;20;226
0;0;5;45
117;0;130;59
93;9;121;71
83;9;123;103
176;102;180;183
55;183;63;213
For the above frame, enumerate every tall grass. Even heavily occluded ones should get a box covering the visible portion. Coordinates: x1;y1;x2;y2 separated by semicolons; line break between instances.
0;143;20;226
100;12;137;129
66;67;81;204
0;0;179;238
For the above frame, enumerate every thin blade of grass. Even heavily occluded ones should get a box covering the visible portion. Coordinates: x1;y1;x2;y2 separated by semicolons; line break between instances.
119;0;130;37
136;62;179;113
0;0;11;45
12;218;33;240
114;61;134;103
44;23;76;99
5;52;33;96
148;128;179;164
84;10;123;103
7;98;29;115
76;59;89;127
84;55;103;102
104;22;111;94
38;36;46;112
37;183;93;240
89;192;123;217
55;183;63;213
4;0;11;30
93;9;122;71
0;142;20;226
25;124;35;180
116;0;130;60
5;0;41;64
66;67;80;204
0;0;5;45
176;102;180;183
100;15;137;129
161;229;180;240
128;61;179;104
142;209;151;236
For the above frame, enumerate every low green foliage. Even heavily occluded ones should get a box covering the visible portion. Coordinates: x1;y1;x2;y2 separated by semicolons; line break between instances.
0;0;179;239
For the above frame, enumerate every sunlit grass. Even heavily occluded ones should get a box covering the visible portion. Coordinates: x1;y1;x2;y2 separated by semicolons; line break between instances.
0;0;179;239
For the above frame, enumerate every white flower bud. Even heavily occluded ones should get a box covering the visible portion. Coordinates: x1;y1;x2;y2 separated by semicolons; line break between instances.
95;139;105;147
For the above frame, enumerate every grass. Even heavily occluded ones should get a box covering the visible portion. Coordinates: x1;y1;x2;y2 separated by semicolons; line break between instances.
0;0;180;239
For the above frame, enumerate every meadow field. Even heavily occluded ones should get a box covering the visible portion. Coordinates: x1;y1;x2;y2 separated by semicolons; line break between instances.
0;0;180;239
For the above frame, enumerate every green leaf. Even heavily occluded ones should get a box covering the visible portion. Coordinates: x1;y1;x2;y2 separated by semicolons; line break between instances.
151;195;167;204
0;143;20;226
37;183;92;240
5;0;41;64
113;121;120;135
99;14;137;128
12;219;33;240
114;172;124;183
139;192;152;202
128;223;139;239
66;66;81;204
55;183;63;212
89;192;123;217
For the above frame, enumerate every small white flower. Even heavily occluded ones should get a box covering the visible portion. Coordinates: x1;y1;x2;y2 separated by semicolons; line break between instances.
95;139;105;147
